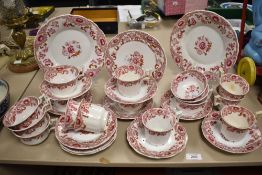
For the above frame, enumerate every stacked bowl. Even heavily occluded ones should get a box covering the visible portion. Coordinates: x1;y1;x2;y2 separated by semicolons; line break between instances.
39;65;93;116
214;73;249;106
161;70;213;121
2;96;52;145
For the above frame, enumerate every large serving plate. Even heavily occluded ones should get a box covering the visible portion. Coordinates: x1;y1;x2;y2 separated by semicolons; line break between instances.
170;10;238;77
34;14;107;77
105;30;166;82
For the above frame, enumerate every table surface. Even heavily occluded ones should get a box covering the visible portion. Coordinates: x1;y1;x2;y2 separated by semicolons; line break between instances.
0;7;262;168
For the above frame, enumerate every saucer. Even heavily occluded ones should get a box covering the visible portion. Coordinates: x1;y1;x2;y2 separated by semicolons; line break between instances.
103;96;153;120
59;131;117;155
40;76;92;100
49;90;93;116
201;111;262;153
161;90;213;120
55;107;117;150
127;118;188;159
104;77;157;104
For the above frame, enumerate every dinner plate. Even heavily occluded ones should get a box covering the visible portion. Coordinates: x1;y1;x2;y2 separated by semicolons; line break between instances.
105;30;166;82
127;117;188;159
104;77;157;104
34;14;107;77
202;111;262;154
55;107;117;150
170;10;238;77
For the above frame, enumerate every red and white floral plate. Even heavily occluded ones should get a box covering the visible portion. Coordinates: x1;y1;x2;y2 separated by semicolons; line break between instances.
59;131;117;155
34;14;107;77
49;90;93;115
103;96;154;120
40;76;92;101
55;107;117;150
170;10;238;78
201;111;262;154
127;117;188;159
105;30;166;82
105;77;157;104
161;90;213;120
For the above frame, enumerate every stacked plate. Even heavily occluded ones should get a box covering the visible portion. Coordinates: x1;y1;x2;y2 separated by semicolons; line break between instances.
2;96;52;145
103;30;167;120
34;14;108;115
55;100;117;155
161;70;213;121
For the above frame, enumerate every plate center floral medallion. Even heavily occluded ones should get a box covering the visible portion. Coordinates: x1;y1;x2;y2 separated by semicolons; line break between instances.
62;40;81;59
127;51;144;67
194;35;212;56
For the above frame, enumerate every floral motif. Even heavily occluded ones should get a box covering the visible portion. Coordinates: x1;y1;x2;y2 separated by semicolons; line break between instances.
194;35;212;55
62;40;81;59
128;51;144;67
184;85;200;99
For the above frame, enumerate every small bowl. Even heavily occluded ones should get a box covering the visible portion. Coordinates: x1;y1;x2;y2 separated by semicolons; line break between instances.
0;79;10;120
219;73;249;99
171;70;207;101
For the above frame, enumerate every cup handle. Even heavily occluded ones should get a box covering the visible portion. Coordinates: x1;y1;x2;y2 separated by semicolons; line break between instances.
38;94;52;112
167;105;182;123
49;117;58;131
214;95;222;107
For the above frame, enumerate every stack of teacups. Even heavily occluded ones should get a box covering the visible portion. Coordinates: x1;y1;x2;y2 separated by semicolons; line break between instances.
169;70;210;118
2;96;52;145
40;65;92;115
220;105;256;142
55;99;117;155
214;73;249;107
104;65;156;119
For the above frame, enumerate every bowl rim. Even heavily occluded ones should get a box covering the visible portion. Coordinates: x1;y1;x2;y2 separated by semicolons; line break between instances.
0;79;10;104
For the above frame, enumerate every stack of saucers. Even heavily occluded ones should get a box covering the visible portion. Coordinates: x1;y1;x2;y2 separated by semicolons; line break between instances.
55;99;117;155
39;65;93;116
103;65;157;120
2;96;52;145
214;73;249;107
161;70;213;121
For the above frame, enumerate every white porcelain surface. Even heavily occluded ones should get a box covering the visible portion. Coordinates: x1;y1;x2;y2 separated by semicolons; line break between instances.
49;91;92;115
3;96;40;127
35;14;107;78
105;30;166;82
13;113;50;138
55;107;117;150
202;111;262;153
170;10;238;77
161;90;213;121
59;131;117;155
105;77;157;104
103;96;154;120
20;126;50;146
40;76;92;100
127;117;188;159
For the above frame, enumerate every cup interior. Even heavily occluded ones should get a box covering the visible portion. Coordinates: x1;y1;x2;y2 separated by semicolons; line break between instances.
221;105;255;130
172;70;207;100
45;65;79;84
142;108;173;132
220;74;249;96
113;65;144;82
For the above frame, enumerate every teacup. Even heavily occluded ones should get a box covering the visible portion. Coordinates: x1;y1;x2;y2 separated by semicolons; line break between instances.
219;73;249;100
142;108;174;146
214;86;241;108
220;105;256;142
171;70;207;101
3;95;51;128
64;99;108;133
76;101;108;133
112;65;145;97
44;65;80;96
